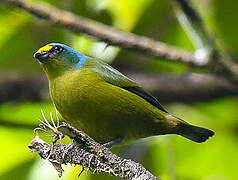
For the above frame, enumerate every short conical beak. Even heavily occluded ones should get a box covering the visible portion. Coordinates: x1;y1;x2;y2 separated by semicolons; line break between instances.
34;51;50;62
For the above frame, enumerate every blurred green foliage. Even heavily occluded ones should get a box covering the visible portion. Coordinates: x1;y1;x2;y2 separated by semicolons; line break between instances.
0;0;237;179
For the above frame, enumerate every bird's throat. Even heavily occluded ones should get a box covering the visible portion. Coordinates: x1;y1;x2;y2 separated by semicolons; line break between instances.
41;60;74;81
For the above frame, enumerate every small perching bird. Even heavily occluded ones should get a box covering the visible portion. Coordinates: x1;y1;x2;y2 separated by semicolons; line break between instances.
34;43;214;146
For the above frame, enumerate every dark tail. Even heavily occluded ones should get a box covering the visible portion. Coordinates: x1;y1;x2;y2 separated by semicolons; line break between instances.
175;123;214;143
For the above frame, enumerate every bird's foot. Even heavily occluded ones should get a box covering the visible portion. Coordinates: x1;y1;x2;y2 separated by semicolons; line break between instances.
34;109;64;160
102;137;123;148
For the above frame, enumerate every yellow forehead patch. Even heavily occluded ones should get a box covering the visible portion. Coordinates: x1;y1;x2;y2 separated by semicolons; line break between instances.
37;45;53;53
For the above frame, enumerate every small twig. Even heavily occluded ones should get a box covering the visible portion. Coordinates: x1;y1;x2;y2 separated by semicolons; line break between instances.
29;123;160;180
174;0;215;66
174;0;238;81
175;0;202;23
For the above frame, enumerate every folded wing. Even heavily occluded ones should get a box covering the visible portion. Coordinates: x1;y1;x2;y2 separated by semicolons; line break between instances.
89;59;168;113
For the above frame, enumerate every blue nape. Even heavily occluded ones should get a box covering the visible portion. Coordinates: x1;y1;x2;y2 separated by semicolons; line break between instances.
48;43;88;68
76;55;88;69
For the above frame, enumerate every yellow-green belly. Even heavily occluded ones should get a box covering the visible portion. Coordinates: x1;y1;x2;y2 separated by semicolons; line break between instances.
50;69;167;143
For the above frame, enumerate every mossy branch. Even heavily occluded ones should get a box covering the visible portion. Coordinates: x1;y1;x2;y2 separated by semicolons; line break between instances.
29;123;160;180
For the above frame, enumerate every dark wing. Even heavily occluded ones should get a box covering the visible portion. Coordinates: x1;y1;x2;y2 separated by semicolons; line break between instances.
88;59;168;113
122;86;168;113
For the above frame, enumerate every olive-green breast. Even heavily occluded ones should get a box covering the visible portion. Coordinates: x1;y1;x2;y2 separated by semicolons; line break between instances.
49;63;168;143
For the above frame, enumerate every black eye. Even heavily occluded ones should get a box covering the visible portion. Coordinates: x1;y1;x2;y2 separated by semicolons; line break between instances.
53;46;63;53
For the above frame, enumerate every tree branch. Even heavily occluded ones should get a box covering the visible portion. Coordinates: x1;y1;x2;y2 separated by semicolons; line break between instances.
128;73;237;103
0;119;35;129
174;0;214;66
174;0;238;81
1;0;197;66
1;0;238;82
0;73;237;103
175;0;202;23
2;0;238;81
29;123;160;180
0;73;47;102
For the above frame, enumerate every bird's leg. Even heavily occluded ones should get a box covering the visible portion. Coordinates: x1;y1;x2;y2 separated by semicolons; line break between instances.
102;137;124;148
78;167;85;177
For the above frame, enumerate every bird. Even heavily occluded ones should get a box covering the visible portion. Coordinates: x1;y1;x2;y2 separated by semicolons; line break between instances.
34;43;214;146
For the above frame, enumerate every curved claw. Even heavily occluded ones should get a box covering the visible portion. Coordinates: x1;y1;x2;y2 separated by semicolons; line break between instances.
33;127;44;136
33;124;47;136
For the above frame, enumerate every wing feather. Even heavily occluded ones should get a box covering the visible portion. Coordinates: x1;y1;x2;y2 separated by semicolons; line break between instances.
87;59;168;113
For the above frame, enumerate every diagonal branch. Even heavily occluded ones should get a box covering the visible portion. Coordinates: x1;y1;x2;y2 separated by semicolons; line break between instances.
174;0;215;66
1;0;238;81
29;123;160;180
174;0;238;81
1;0;196;66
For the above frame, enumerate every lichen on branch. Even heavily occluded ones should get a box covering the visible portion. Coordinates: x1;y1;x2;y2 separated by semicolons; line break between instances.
29;123;160;180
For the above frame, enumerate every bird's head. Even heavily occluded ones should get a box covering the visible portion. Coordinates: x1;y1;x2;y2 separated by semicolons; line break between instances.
34;43;88;79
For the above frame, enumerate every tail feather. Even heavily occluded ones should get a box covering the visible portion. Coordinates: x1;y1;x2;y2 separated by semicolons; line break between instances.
175;123;214;143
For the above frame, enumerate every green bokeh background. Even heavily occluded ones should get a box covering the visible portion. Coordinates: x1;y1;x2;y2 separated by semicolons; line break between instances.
0;0;237;179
